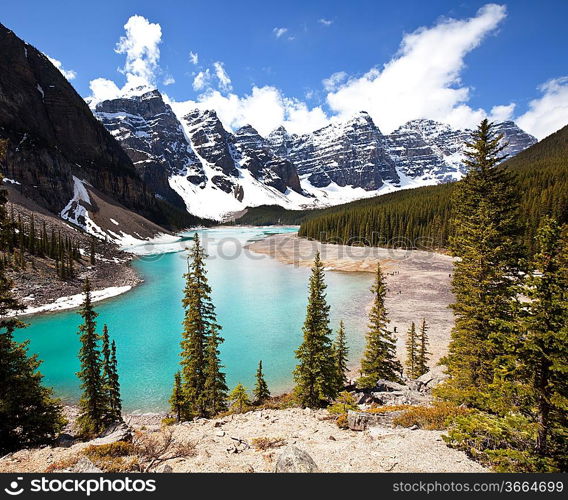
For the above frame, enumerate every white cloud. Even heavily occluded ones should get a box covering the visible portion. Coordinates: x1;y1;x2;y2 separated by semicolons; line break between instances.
319;18;333;26
213;61;232;92
169;4;526;138
516;77;568;140
322;71;347;91
193;69;211;91
163;75;175;86
488;103;516;122
115;15;162;85
46;55;76;80
168;86;329;136
273;27;288;38
88;77;122;102
89;15;163;104
89;5;565;142
326;4;508;132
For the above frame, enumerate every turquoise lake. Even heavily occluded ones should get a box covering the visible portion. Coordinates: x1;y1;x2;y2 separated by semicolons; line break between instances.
16;227;374;412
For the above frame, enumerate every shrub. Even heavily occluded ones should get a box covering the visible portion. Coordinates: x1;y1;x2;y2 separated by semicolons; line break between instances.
45;455;81;472
393;402;471;430
444;412;559;472
133;429;196;472
328;391;358;415
336;413;349;429
83;441;138;472
252;437;286;451
84;441;134;459
161;417;177;427
258;392;298;410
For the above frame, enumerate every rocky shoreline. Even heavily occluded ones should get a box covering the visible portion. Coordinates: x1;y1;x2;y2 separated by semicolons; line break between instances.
9;243;143;316
248;233;456;366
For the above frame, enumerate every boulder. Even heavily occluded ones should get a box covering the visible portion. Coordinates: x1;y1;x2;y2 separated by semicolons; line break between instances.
90;422;132;446
370;390;429;406
274;446;318;473
156;464;173;473
415;366;448;393
57;433;76;448
374;379;407;392
354;392;373;405
347;410;395;431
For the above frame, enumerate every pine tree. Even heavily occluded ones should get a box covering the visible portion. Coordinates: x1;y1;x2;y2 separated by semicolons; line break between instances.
293;252;338;408
332;320;349;389
169;372;184;422
359;263;402;388
516;217;568;457
416;319;430;378
438;119;522;408
101;324;112;421
253;360;270;404
0;171;64;452
405;322;419;379
108;340;122;420
203;326;228;416
177;233;224;419
229;383;250;413
101;325;122;423
76;278;106;436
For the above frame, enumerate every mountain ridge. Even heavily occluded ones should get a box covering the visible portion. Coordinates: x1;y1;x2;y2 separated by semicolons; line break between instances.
0;23;202;242
91;87;537;221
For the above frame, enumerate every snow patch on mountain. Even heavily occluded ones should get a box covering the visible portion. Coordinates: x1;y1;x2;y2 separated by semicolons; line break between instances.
60;176;107;239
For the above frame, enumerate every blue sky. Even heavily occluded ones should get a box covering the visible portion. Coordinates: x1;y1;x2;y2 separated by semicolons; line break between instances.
2;0;567;138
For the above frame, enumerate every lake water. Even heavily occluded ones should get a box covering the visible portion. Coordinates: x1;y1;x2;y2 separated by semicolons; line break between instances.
16;227;374;412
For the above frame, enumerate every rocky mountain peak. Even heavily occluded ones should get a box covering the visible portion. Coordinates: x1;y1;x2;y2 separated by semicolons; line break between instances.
181;108;238;178
493;120;537;157
94;90;204;207
347;110;377;128
89;85;538;220
283;112;399;191
267;125;295;158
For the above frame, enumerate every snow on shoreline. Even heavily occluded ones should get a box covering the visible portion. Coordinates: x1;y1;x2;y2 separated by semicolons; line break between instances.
119;232;189;255
15;286;132;317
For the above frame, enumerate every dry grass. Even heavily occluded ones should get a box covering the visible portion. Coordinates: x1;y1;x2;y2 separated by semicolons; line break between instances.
44;455;81;473
251;437;286;451
393;402;472;430
133;429;197;472
83;441;138;473
336;413;349;429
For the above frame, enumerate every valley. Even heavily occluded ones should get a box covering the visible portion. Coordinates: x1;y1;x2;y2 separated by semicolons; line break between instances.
1;8;567;476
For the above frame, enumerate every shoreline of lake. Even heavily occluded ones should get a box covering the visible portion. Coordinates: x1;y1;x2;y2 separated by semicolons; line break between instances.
247;233;456;366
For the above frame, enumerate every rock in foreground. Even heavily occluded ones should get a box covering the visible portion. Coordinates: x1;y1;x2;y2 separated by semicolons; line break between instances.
275;446;319;473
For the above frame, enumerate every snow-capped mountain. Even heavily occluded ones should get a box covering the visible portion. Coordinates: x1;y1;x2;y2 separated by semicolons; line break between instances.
91;88;537;221
94;89;204;208
282;111;399;191
385;118;537;183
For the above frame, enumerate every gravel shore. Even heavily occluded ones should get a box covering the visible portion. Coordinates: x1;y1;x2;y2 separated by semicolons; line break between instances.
247;233;455;366
0;407;486;473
